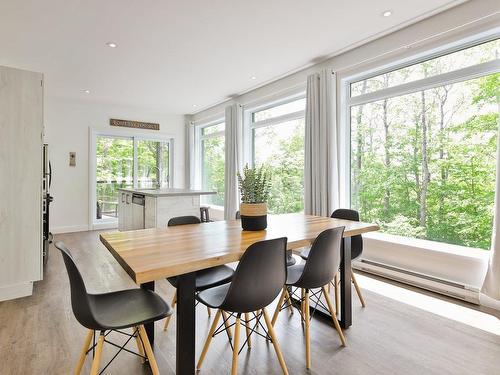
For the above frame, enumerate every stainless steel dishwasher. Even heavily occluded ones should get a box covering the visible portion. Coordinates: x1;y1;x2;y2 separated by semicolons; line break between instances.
131;193;145;230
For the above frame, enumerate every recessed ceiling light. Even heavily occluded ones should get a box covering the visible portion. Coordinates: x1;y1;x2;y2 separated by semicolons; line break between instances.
251;76;257;80
382;10;392;17
83;89;90;94
106;42;118;48
192;104;197;107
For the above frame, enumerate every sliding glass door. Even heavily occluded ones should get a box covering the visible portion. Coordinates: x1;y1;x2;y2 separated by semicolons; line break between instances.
137;139;170;189
92;132;172;226
95;136;134;220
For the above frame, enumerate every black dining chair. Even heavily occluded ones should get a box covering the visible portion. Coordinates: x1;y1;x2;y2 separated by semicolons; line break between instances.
163;215;235;332
55;241;172;375
196;237;289;375
272;227;346;369
300;209;366;309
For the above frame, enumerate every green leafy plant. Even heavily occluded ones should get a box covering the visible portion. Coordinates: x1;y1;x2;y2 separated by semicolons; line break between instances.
238;164;272;204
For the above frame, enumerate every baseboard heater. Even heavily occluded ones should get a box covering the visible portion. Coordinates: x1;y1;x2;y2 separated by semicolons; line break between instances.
353;259;480;305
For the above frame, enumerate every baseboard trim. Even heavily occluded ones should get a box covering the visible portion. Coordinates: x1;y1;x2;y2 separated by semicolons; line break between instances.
51;224;89;234
91;222;118;231
0;282;33;302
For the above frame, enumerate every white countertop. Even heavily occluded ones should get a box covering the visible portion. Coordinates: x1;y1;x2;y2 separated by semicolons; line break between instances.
118;188;217;197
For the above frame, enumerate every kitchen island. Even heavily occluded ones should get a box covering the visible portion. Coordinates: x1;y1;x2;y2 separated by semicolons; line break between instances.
117;188;216;231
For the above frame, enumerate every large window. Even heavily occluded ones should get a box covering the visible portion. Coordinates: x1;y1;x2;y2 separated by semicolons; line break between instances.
198;121;225;207
248;95;306;214
347;37;500;250
93;133;172;224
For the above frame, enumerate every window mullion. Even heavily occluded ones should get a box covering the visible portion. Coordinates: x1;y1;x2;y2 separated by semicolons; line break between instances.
250;110;305;129
133;137;138;189
349;59;500;107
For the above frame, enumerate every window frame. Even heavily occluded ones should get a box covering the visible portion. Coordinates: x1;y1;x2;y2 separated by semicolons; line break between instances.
341;29;500;245
346;29;500;102
242;92;307;214
195;118;225;208
244;92;306;167
89;128;174;229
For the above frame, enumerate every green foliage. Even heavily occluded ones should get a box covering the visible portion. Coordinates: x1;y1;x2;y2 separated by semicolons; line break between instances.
352;69;499;250
380;215;426;238
202;120;305;212
95;137;169;218
237;164;272;203
472;73;500;105
253;120;305;214
201;135;225;206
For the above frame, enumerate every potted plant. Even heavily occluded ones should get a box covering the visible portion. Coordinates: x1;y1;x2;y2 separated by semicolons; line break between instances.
237;164;271;231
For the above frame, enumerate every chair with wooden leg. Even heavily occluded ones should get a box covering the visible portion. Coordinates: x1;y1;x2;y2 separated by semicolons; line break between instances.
55;241;172;375
196;237;289;375
300;209;366;309
273;227;346;369
163;215;235;332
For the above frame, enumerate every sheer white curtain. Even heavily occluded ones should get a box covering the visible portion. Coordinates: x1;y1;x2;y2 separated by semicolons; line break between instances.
481;100;500;302
304;68;340;216
186;121;196;189
224;103;243;220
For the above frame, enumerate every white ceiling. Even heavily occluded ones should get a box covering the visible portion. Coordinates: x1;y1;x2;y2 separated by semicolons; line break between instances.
0;0;464;114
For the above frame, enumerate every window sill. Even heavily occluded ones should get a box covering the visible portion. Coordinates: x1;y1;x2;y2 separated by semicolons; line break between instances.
362;231;490;261
360;231;489;288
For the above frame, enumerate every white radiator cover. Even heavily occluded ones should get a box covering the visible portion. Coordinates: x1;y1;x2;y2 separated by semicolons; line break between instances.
353;259;480;304
357;233;489;305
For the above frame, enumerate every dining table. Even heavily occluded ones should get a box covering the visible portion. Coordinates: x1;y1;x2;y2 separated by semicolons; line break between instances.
100;213;379;374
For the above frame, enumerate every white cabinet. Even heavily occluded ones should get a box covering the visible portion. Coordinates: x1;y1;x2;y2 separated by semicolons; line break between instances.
118;189;208;231
118;191;133;231
0;65;44;300
132;202;144;230
118;192;125;231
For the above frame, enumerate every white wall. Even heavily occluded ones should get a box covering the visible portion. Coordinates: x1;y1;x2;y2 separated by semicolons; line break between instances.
190;0;500;293
193;0;500;123
44;95;186;233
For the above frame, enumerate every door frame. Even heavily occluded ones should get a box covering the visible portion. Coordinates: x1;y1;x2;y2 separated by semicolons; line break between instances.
89;127;174;230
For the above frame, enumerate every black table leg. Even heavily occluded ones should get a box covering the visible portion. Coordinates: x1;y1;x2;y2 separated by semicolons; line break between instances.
339;236;352;328
176;272;196;375
140;281;156;345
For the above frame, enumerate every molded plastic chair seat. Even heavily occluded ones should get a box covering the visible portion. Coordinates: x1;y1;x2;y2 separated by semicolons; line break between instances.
299;209;366;309
299;248;310;260
300;208;363;261
286;264;305;285
167;265;234;291
55;241;171;375
88;289;172;330
195;237;290;374
286;253;297;266
300;241;362;261
272;228;346;370
166;215;235;293
163;215;235;333
196;283;230;308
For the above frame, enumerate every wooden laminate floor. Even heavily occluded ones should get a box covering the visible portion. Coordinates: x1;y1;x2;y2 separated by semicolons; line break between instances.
0;230;499;375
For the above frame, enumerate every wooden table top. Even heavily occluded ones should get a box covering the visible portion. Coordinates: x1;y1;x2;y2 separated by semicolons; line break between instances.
99;213;379;284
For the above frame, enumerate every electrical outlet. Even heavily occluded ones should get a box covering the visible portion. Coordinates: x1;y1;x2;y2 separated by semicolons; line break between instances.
69;152;76;166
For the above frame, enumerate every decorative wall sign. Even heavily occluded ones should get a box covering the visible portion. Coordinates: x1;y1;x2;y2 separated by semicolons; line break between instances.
110;118;160;130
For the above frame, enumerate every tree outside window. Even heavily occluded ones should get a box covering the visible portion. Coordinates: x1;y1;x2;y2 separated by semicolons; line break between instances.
350;39;500;250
